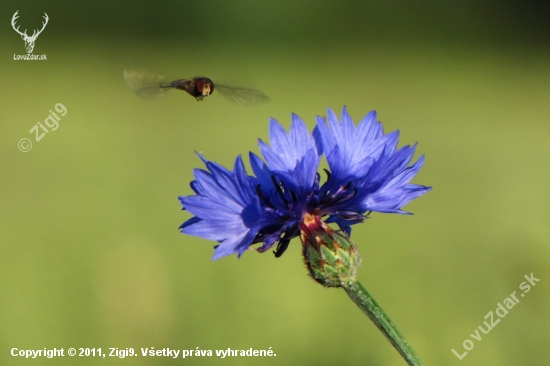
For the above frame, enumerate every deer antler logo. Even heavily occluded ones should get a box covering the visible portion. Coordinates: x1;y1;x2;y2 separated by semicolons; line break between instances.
11;11;49;54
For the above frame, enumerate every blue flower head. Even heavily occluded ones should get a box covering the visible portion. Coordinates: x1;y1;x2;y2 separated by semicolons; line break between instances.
179;107;431;259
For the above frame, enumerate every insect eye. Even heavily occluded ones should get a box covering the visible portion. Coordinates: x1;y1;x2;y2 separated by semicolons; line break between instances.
195;78;213;96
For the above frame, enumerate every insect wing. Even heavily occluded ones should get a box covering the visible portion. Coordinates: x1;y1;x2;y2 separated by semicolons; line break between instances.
215;84;271;106
124;69;171;99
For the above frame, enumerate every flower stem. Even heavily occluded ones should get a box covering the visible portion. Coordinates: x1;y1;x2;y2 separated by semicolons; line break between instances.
343;280;424;366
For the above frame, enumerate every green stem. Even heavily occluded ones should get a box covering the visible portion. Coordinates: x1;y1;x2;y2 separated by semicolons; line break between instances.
343;280;424;366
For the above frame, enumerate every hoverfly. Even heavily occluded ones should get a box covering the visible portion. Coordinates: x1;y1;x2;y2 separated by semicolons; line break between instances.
124;69;270;106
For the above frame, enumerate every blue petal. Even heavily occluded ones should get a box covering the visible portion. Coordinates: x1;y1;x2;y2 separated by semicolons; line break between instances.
259;116;320;196
213;230;258;259
314;106;430;217
178;154;272;259
315;107;390;184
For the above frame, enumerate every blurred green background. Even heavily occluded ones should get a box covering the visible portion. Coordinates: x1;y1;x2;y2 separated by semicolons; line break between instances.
1;1;549;365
